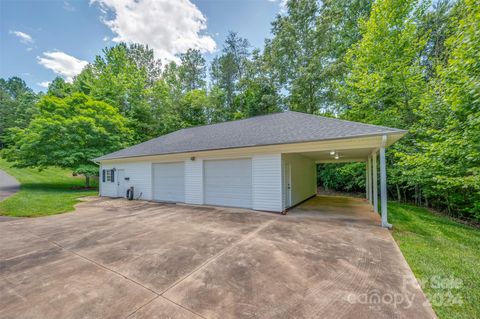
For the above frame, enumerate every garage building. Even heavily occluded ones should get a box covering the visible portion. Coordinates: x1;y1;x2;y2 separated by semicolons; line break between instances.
95;111;406;227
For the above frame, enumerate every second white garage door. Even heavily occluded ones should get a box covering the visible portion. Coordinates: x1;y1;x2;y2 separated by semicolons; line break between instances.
153;162;185;202
204;158;252;209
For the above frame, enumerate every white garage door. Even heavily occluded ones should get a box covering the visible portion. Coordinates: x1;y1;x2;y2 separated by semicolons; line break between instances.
153;162;185;202
204;158;252;209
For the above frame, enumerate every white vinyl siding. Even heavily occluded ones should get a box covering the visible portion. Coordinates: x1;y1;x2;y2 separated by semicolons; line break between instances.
100;151;297;213
252;154;283;212
152;162;185;202
204;158;252;209
100;162;152;200
282;153;316;208
185;159;203;204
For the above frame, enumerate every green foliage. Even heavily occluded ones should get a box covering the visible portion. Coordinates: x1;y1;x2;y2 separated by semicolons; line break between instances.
3;93;131;185
406;0;480;219
47;77;73;98
343;0;425;128
265;0;371;114
2;0;478;220
210;31;252;119
317;163;366;192
178;49;206;91
0;77;39;148
0;158;97;217
74;43;156;142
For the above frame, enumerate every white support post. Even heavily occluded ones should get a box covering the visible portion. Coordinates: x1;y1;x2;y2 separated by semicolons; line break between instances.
368;156;373;205
372;151;378;213
365;156;370;201
380;135;392;228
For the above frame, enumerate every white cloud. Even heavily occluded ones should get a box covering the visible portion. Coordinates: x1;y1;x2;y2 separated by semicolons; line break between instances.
268;0;288;13
91;0;216;62
37;51;88;82
10;30;33;44
63;1;76;11
37;81;51;88
103;36;110;42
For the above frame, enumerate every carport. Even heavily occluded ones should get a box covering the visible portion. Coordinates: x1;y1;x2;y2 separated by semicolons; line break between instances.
282;134;397;228
96;111;406;226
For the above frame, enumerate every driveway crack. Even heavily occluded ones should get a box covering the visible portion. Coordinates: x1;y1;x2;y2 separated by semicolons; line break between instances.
160;219;275;295
30;234;160;296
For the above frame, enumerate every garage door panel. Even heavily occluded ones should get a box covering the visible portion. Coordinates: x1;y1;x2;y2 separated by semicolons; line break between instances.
204;159;252;208
153;162;185;202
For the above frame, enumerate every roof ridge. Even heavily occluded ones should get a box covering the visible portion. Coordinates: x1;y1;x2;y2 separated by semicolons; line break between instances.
285;110;405;132
175;111;287;132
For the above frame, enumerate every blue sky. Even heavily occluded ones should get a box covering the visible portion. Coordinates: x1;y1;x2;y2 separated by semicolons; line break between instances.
0;0;283;92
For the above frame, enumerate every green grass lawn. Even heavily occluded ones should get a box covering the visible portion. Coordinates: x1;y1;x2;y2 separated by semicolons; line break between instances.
389;202;480;319
0;158;98;217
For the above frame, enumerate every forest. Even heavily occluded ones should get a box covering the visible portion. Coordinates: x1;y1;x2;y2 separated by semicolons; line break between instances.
0;0;478;221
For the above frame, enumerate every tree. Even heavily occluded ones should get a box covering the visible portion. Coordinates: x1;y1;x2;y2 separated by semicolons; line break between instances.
47;77;73;98
343;0;426;128
210;32;251;119
126;43;162;85
0;77;38;148
265;0;325;114
236;49;282;117
417;0;455;80
178;49;206;91
74;43;157;142
177;89;209;127
3;93;132;187
406;0;480;218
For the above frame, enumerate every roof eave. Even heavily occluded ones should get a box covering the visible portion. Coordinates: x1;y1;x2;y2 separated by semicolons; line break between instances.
94;130;408;162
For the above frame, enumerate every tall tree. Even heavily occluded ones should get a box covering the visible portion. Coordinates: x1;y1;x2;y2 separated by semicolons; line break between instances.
418;0;455;80
410;0;480;218
237;49;282;117
265;0;372;114
0;77;38;148
3;93;132;187
47;77;73;98
343;0;425;128
265;0;321;114
126;43;162;85
210;31;251;119
74;43;156;142
178;49;206;92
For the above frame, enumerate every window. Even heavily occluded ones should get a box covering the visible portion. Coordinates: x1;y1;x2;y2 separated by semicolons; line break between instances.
106;170;113;182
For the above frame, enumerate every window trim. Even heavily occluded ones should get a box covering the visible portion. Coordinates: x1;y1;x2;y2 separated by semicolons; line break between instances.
106;170;113;182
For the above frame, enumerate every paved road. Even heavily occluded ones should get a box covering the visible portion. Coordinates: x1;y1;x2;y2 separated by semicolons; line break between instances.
0;169;19;202
0;169;20;222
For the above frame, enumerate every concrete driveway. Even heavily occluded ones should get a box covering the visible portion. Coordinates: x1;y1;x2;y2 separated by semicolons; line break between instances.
0;196;435;319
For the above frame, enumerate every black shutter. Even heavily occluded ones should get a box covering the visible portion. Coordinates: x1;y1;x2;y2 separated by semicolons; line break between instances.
111;169;115;183
102;170;105;182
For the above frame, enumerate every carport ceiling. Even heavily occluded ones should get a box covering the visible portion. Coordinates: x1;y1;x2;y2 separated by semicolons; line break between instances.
297;148;375;163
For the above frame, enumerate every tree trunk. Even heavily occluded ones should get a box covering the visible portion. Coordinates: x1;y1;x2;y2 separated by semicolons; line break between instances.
396;184;401;202
85;175;90;188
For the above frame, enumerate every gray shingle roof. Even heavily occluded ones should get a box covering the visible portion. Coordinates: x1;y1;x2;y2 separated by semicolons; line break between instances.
96;111;406;161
